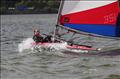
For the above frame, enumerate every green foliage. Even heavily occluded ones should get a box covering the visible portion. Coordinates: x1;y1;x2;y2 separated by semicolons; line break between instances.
15;1;24;7
7;0;60;14
0;7;6;14
14;0;58;9
47;1;55;8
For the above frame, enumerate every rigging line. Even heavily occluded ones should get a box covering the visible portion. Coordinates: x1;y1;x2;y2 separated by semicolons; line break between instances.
56;25;91;43
71;32;76;38
55;37;92;47
57;25;76;37
68;37;80;42
55;27;70;38
53;26;57;42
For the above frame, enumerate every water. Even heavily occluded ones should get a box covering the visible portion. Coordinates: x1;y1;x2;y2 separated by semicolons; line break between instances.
1;14;120;79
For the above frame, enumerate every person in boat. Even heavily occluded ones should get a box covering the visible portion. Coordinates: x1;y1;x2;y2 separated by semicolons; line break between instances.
43;34;53;42
43;32;59;42
33;29;44;43
43;31;62;43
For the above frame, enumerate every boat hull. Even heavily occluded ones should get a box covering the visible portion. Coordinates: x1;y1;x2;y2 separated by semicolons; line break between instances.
31;42;120;56
31;42;99;51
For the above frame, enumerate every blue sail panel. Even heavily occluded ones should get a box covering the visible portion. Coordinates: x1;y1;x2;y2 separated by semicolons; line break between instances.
64;24;120;37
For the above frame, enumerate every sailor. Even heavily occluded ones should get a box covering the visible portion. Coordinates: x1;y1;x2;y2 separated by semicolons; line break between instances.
43;32;60;43
33;29;43;43
43;34;53;42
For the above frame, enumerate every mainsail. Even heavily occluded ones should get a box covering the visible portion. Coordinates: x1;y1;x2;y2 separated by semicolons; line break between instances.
56;0;120;37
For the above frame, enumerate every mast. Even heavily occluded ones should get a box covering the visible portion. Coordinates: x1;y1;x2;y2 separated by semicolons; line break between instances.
56;0;64;25
53;0;64;42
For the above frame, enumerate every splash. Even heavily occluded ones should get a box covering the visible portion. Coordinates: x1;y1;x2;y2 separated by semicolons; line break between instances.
18;38;35;52
18;38;89;56
18;38;67;56
18;38;66;52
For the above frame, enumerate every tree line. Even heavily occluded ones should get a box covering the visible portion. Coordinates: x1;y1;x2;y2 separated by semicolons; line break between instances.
0;0;60;14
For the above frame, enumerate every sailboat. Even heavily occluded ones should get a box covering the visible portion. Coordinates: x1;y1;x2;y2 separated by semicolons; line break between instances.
32;0;120;54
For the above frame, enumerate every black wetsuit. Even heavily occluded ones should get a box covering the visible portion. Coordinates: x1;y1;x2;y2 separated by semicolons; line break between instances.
33;35;43;43
43;35;52;42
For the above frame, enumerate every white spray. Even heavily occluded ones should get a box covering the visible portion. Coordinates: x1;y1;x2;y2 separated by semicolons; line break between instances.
18;38;88;56
18;38;35;52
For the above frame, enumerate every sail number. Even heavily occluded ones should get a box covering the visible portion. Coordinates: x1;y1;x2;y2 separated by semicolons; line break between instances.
104;13;116;24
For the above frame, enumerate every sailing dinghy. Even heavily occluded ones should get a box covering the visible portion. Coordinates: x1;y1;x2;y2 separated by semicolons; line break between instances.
32;0;120;53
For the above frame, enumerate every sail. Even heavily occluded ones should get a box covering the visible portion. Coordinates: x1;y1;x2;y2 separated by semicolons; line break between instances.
58;0;120;37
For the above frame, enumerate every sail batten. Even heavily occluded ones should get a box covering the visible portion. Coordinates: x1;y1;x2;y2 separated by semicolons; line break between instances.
57;0;120;37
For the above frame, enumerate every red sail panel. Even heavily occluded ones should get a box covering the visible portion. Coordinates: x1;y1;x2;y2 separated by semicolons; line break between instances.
60;1;119;25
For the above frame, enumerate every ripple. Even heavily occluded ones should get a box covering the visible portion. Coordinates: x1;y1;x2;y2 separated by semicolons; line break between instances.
98;64;116;67
104;74;120;79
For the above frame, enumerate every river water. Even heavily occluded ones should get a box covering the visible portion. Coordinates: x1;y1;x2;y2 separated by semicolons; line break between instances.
1;14;120;79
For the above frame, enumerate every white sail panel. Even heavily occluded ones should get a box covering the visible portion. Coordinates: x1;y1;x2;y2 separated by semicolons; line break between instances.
62;0;117;15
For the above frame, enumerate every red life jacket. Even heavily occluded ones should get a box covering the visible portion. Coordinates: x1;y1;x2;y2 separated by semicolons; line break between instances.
34;32;41;37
